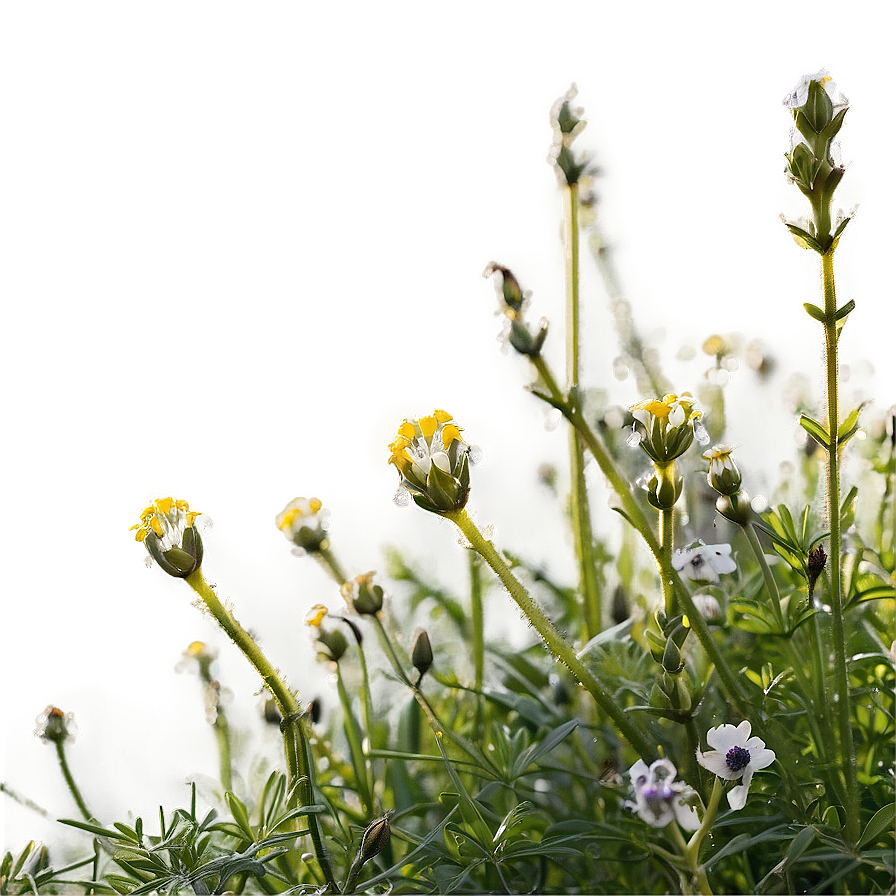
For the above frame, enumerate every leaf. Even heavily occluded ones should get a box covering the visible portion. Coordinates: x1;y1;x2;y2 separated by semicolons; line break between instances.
509;719;579;779
799;414;831;450
59;819;130;841
834;298;856;321
224;792;254;841
803;302;826;322
838;404;866;445
859;802;895;849
756;825;817;889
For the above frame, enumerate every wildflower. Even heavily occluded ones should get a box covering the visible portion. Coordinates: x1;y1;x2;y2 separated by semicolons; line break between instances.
305;604;348;662
341;571;385;616
691;593;724;623
673;542;737;584
696;720;775;810
276;497;329;555
628;393;708;464
703;445;742;497
175;640;218;675
34;706;79;745
388;409;471;514
625;759;699;830
132;497;203;578
783;69;847;111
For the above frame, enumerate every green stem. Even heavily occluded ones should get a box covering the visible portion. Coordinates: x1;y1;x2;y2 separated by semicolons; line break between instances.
468;551;485;739
563;182;602;638
54;740;93;822
820;250;860;842
316;545;348;586
447;508;654;760
743;521;786;632
660;505;676;617
213;711;233;794
185;570;339;892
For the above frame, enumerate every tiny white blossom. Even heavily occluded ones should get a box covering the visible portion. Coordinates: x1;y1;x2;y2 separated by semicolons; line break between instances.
696;721;775;810
783;69;848;110
624;759;700;830
672;542;737;584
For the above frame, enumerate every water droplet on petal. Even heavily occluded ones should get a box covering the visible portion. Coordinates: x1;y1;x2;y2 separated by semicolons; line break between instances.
544;409;562;432
393;488;411;508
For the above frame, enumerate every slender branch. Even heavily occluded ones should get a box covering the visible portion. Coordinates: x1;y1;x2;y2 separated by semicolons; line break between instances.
447;508;655;760
55;741;93;822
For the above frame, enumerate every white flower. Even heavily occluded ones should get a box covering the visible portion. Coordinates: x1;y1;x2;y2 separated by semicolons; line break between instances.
783;69;848;110
696;721;775;810
691;593;723;623
625;759;700;830
672;542;737;584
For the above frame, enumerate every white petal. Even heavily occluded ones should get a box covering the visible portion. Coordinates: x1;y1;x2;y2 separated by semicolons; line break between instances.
674;798;701;831
706;545;738;574
627;759;650;783
668;405;686;427
734;720;752;740
727;780;749;811
431;452;451;473
695;749;729;777
706;724;741;752
750;748;776;770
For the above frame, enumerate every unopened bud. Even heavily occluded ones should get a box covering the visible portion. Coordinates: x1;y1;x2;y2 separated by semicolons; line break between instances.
807;544;827;600
358;811;393;865
342;572;385;616
410;628;433;678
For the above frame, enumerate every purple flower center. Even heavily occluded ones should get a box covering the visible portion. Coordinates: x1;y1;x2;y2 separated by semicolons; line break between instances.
725;745;751;772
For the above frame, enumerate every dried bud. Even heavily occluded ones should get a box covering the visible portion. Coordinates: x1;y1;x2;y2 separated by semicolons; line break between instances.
358;811;393;865
807;544;827;600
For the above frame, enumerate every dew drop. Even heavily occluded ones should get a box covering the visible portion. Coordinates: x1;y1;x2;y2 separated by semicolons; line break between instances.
544;409;562;432
469;444;486;465
393;488;411;508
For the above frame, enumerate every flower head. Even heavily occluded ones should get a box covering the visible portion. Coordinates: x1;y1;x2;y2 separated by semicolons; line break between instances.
304;604;349;662
696;720;775;810
341;571;385;616
276;497;330;555
625;758;699;830
628;393;708;463
673;542;737;584
389;409;471;514
132;497;203;578
703;444;743;496
783;69;847;111
34;705;79;745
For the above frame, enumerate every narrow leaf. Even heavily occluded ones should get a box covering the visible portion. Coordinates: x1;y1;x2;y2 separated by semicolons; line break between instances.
859;802;895;849
803;302;826;322
799;414;831;450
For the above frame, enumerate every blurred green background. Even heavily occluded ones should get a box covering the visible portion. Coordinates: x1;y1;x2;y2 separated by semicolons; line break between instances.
2;0;892;855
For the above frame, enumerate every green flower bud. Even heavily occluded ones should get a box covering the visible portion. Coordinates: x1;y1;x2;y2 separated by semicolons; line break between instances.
703;445;743;496
132;498;204;578
358;811;393;865
410;628;434;679
275;497;330;554
715;491;753;526
34;705;78;744
341;572;385;616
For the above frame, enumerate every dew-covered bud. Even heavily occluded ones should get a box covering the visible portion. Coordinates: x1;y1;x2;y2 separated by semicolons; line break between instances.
132;497;204;577
341;572;385;616
410;628;434;679
275;497;330;555
34;705;78;745
703;445;743;497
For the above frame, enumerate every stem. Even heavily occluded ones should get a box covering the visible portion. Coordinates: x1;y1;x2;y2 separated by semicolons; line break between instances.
54;740;93;822
447;508;655;760
660;505;676;617
468;551;485;739
185;570;339;892
820;250;860;842
564;181;602;638
316;545;348;586
743;521;785;632
213;711;233;793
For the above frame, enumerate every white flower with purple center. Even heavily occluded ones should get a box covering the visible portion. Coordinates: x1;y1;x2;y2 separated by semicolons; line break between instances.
672;542;737;584
624;758;700;830
696;721;775;810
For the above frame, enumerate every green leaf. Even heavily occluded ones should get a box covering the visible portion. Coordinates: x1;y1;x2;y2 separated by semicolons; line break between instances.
859;802;895;848
224;792;254;841
799;414;831;449
509;719;579;779
834;298;856;321
59;819;130;841
838;404;866;445
803;302;826;322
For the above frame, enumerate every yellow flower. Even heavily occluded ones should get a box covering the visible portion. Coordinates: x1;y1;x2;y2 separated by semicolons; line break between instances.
276;497;329;554
131;497;204;577
627;393;708;463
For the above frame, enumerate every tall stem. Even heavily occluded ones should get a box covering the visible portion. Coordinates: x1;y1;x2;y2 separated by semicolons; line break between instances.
468;551;485;739
55;741;93;822
185;570;339;892
564;182;602;637
447;508;654;760
660;505;676;617
820;250;860;841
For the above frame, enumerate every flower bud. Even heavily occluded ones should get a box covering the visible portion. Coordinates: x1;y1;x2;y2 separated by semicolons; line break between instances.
807;544;827;600
341;572;385;616
703;445;743;497
645;464;683;510
132;497;203;577
410;628;434;678
275;497;330;554
628;393;707;464
305;604;349;662
34;705;78;744
715;492;753;526
357;811;393;865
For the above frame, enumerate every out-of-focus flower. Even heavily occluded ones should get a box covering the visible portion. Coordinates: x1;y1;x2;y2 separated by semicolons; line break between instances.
176;640;218;674
673;542;737;584
691;593;724;623
625;758;699;830
411;628;434;678
628;393;708;463
341;571;385;616
276;497;330;555
783;69;847;111
132;497;203;578
696;720;775;810
305;604;348;662
703;445;743;497
483;262;549;358
389;410;471;514
34;706;79;745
